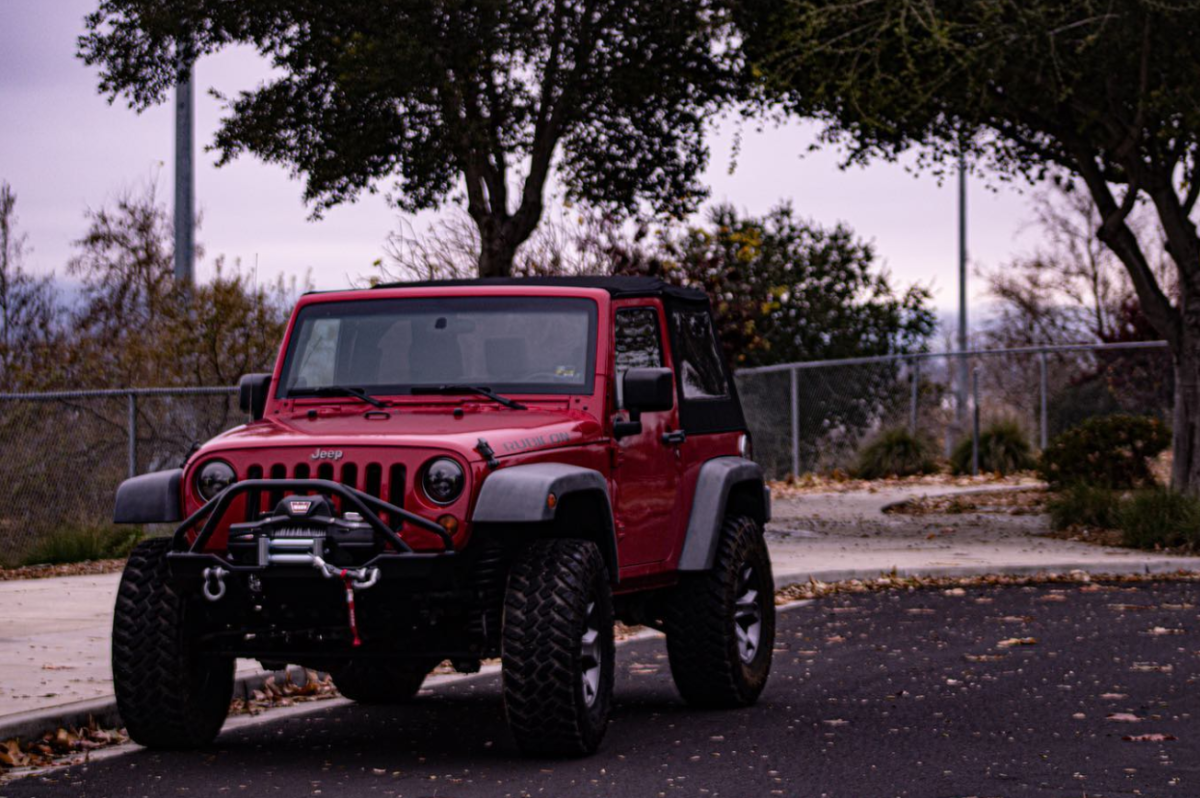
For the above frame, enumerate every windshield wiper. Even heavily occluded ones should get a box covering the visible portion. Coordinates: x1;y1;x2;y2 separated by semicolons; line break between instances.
289;385;389;408
411;384;527;410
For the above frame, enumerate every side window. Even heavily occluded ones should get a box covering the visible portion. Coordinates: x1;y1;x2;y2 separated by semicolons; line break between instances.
614;307;663;371
669;309;729;400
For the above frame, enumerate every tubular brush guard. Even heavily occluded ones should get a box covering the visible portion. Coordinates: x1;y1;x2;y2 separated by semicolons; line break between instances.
164;479;456;582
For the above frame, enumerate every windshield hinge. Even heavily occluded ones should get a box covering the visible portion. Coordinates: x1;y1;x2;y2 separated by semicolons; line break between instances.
476;438;499;469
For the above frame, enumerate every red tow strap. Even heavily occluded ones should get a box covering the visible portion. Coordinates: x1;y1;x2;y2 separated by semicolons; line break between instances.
340;569;362;647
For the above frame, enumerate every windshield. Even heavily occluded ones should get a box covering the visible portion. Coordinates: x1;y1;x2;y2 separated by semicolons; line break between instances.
278;296;598;398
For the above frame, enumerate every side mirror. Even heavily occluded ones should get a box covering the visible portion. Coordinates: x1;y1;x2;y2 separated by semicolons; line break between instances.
614;368;674;439
623;367;675;413
239;373;272;421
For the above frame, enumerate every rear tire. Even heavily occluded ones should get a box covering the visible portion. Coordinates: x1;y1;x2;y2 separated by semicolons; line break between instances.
664;514;775;708
112;538;234;749
502;539;614;756
332;660;433;704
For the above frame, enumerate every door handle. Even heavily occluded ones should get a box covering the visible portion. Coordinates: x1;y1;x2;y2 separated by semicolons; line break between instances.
661;430;687;446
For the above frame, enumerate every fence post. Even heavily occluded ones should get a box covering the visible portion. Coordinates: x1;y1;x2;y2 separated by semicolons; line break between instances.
127;392;137;479
1039;351;1049;450
971;368;980;476
909;358;920;432
789;366;800;478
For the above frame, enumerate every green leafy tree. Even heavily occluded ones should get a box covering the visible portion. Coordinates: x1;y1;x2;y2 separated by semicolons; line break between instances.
658;203;934;368
736;0;1200;490
80;0;742;278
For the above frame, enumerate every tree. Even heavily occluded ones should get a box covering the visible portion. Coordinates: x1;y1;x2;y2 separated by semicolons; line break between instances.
981;184;1170;349
372;205;618;283
65;183;297;390
658;203;934;368
736;0;1200;491
80;0;743;278
0;181;60;389
979;184;1173;436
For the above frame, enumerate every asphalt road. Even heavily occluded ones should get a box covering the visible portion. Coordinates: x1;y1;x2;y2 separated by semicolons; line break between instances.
5;581;1198;798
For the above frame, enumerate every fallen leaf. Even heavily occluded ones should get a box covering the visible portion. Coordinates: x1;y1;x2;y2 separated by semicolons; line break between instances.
1131;662;1174;673
1123;733;1177;742
997;637;1038;648
1107;713;1141;723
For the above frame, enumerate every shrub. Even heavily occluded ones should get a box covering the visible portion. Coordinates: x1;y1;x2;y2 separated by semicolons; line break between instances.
19;525;144;567
950;419;1036;476
853;427;939;479
1038;414;1170;489
1046;484;1121;532
1117;489;1200;550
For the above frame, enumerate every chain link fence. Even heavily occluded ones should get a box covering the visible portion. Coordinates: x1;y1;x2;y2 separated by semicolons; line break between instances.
735;341;1173;480
0;387;241;565
0;340;1174;563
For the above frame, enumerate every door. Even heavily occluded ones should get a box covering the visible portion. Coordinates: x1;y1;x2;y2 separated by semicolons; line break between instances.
610;304;681;567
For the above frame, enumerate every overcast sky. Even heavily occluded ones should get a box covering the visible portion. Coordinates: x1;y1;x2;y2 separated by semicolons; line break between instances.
1;0;1049;314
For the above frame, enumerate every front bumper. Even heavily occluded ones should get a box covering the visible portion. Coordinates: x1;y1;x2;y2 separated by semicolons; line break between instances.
165;477;457;583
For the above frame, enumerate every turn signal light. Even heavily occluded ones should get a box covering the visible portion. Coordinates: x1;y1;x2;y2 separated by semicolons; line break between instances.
437;514;459;535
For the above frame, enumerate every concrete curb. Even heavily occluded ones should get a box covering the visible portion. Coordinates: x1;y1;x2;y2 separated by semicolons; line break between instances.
773;559;1200;589
0;666;308;744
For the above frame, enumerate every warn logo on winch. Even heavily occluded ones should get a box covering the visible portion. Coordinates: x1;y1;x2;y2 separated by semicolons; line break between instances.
287;499;314;515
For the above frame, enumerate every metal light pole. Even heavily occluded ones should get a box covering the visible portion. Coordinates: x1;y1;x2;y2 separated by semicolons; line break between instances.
174;59;195;286
956;153;969;427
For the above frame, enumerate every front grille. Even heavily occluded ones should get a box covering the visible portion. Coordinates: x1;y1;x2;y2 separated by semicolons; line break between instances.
240;458;406;523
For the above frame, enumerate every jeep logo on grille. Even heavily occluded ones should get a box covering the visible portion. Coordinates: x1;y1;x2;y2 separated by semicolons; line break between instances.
287;499;313;515
310;448;344;461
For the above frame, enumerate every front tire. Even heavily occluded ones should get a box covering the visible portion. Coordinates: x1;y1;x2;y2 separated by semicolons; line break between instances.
502;539;615;756
332;660;433;704
112;538;234;749
664;514;775;708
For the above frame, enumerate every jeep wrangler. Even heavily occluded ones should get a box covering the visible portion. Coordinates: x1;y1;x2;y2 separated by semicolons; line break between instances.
112;276;773;756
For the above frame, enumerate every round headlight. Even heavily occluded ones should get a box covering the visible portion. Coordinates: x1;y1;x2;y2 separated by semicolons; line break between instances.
422;458;465;505
196;460;237;501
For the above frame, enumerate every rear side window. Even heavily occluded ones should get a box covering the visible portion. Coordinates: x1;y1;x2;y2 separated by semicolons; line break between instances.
669;309;729;400
614;307;663;371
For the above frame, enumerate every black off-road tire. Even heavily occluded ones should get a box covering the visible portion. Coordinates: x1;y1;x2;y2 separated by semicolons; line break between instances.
112;537;234;749
332;660;433;704
664;514;775;708
502;539;615;757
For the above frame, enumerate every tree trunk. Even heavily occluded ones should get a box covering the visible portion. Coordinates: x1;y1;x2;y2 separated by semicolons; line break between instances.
476;220;518;278
1172;316;1200;493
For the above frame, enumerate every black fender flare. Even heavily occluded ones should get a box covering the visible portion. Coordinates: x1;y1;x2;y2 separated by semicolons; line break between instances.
472;463;619;581
114;468;184;524
677;457;770;572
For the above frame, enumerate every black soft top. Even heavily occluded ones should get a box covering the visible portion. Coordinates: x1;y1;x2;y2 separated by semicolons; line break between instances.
370;275;709;304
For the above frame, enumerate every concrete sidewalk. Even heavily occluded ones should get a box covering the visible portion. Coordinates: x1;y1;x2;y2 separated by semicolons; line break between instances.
2;482;1197;739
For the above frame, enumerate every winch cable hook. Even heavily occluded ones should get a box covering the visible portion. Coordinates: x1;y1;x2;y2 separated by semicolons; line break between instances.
340;569;363;647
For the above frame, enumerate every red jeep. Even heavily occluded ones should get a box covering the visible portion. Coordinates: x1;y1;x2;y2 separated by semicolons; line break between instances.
112;276;774;756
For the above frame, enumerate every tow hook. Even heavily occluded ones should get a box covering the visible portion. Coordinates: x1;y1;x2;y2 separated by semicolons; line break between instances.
201;566;228;602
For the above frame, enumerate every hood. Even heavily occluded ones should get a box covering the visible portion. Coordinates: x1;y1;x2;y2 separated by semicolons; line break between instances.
198;403;604;462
